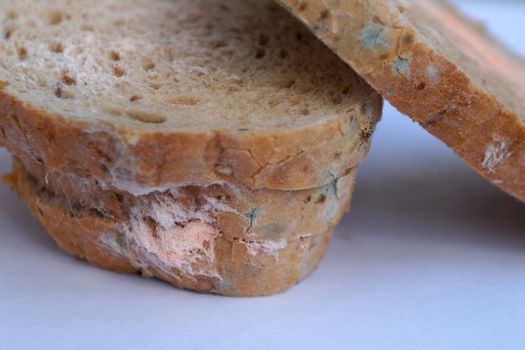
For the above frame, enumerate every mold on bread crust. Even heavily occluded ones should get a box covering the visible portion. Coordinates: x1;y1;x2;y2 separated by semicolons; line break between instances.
0;0;382;192
481;135;512;174
7;156;355;296
0;0;382;295
276;0;525;201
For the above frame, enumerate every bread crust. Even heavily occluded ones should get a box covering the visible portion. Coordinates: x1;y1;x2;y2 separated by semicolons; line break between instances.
0;0;382;296
0;87;381;192
276;0;525;201
6;156;355;296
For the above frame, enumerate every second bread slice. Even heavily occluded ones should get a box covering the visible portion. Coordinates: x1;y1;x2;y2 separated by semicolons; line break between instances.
8;156;356;296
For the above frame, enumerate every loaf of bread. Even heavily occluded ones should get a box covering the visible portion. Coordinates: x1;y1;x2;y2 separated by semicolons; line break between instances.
0;0;382;295
277;0;525;202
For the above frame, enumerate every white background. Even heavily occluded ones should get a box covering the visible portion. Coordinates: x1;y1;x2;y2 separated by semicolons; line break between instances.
1;2;525;349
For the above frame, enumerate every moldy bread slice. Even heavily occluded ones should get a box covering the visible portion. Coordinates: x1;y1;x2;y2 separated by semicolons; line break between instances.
277;0;525;201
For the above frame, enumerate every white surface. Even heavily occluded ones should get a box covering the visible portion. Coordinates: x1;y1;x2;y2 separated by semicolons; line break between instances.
1;2;525;350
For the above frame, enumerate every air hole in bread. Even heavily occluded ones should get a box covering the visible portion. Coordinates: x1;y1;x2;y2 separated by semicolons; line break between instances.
332;95;343;105
46;10;63;25
227;85;240;93
416;82;426;91
62;75;76;86
17;47;27;60
166;96;200;105
211;39;227;48
126;111;167;124
320;10;330;20
267;98;278;107
282;79;295;88
143;62;155;71
288;96;300;105
3;28;13;40
219;4;230;12
129;95;142;102
109;51;120;61
113;19;125;27
279;49;289;59
255;47;265;59
81;23;94;31
150;82;161;90
113;66;125;77
49;42;64;53
163;48;174;61
7;10;18;20
259;33;269;46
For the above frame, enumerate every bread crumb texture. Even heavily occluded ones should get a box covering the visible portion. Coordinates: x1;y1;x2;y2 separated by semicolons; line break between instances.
0;0;382;192
0;0;374;130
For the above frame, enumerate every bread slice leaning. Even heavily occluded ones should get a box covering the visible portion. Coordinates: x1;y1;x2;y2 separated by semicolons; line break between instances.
0;0;382;295
277;0;525;202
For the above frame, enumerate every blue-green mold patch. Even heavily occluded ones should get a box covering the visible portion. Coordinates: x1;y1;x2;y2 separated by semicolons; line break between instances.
392;56;411;76
322;171;339;199
245;207;258;230
360;23;389;50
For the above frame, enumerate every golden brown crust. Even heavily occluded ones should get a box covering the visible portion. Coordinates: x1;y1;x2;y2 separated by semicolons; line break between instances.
0;79;381;192
276;0;525;201
6;156;355;296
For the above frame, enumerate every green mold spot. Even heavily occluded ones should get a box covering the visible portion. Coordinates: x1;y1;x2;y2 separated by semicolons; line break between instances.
322;171;339;199
392;57;411;76
116;233;127;249
245;207;258;230
216;279;234;292
312;22;328;32
360;23;389;50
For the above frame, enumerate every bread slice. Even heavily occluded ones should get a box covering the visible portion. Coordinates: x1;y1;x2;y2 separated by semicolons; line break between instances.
277;0;525;201
0;0;382;295
7;155;355;296
0;0;381;193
